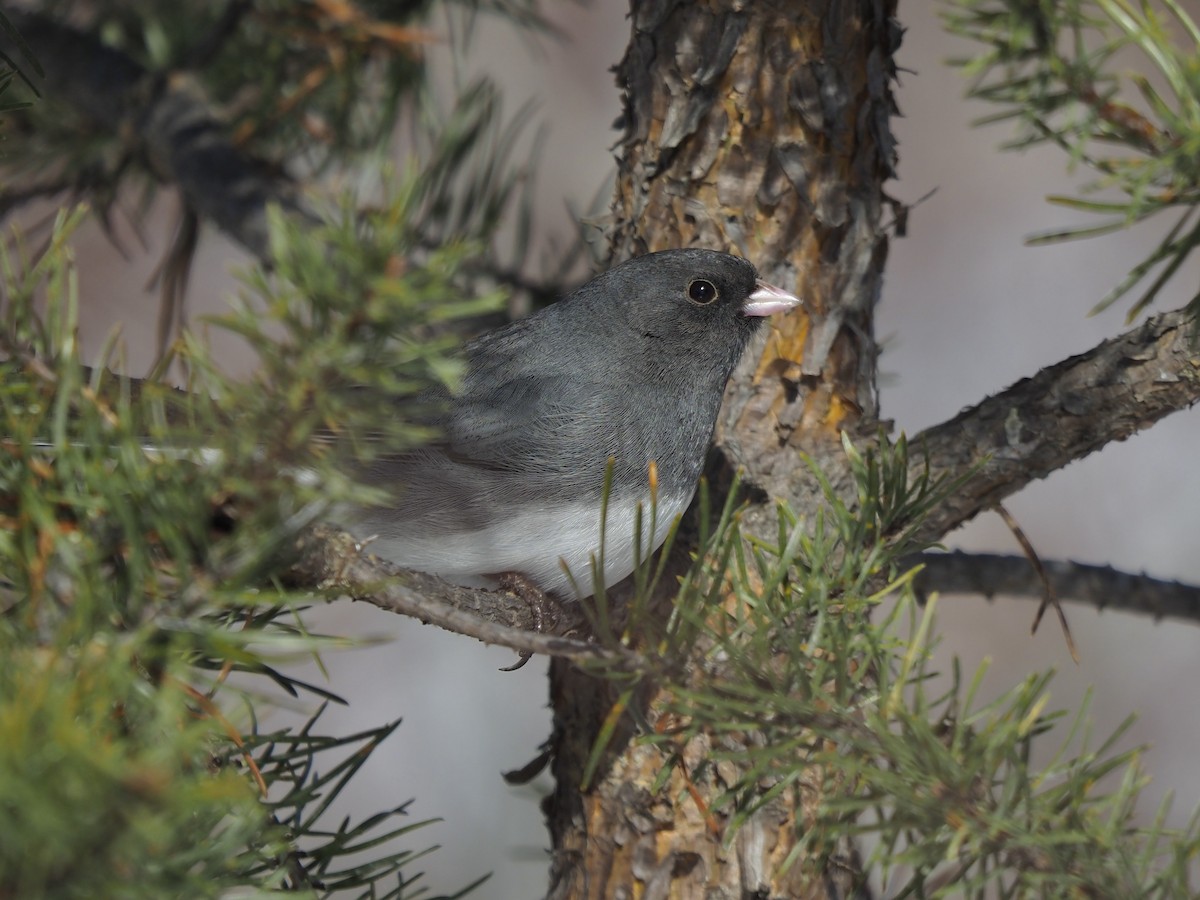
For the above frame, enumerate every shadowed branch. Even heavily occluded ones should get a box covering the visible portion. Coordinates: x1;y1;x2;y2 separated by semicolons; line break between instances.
911;550;1200;626
0;7;314;261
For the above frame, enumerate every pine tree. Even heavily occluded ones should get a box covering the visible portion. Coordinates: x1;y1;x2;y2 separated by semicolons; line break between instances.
1;1;1198;897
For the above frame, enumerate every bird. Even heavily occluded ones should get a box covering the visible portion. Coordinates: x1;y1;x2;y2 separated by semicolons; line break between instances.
351;249;801;600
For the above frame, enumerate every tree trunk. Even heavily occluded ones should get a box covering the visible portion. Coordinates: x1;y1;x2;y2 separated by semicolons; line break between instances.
546;1;898;897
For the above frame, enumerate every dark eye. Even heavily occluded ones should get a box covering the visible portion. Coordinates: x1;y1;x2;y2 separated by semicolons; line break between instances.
688;279;718;305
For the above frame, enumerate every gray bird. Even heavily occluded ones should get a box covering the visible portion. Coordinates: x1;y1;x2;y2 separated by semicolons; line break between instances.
354;249;800;599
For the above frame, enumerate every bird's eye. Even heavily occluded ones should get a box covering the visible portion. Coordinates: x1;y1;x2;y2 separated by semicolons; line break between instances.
688;279;718;305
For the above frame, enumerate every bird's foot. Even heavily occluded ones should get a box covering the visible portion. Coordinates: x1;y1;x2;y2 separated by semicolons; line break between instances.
496;571;559;671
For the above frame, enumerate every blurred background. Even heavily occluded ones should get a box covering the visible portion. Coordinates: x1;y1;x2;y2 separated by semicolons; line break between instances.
62;3;1200;897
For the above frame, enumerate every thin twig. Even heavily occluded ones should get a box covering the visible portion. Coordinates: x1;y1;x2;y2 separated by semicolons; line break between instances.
993;504;1078;664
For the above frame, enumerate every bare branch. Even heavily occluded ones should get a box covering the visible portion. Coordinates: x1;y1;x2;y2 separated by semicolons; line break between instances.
910;551;1200;626
287;525;641;668
910;307;1200;543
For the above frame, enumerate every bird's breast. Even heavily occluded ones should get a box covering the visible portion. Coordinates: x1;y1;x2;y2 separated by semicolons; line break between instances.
364;486;695;600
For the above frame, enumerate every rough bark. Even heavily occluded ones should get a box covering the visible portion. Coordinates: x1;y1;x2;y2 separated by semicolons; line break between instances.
546;2;897;897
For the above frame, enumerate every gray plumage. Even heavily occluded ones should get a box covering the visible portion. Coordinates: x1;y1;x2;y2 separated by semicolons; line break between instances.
353;249;800;598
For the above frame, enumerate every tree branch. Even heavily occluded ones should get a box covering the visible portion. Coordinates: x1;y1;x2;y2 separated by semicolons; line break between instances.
911;551;1200;625
287;525;640;668
1;7;314;262
910;306;1200;543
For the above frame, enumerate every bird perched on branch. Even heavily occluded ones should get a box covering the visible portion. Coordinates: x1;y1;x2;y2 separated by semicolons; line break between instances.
353;249;801;599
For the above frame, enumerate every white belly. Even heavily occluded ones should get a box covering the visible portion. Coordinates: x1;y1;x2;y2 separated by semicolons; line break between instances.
367;490;693;599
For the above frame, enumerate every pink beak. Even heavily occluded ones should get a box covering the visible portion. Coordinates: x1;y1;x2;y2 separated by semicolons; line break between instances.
742;279;802;317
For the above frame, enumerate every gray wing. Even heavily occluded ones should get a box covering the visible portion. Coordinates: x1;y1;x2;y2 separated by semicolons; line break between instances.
359;310;619;536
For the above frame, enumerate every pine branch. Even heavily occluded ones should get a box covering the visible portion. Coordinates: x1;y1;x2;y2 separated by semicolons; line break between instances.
911;550;1200;625
0;8;560;336
910;305;1200;543
944;0;1200;318
0;7;314;261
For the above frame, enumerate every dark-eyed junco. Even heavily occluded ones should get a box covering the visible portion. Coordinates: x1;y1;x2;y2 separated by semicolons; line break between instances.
353;249;800;599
